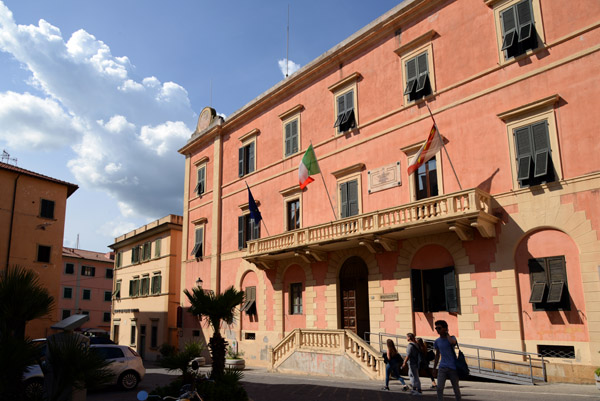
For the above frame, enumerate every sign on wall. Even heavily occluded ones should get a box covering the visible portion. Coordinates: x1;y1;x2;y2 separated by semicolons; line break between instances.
380;293;399;302
368;162;401;194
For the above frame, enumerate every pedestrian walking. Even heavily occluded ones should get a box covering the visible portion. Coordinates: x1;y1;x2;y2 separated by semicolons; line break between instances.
382;339;409;391
417;337;437;388
433;320;461;401
402;333;421;396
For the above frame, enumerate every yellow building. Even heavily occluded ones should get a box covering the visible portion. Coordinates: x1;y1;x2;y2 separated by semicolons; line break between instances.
0;161;78;338
109;215;182;360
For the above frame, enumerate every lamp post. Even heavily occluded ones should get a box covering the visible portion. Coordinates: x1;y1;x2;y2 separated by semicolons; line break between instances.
195;277;203;288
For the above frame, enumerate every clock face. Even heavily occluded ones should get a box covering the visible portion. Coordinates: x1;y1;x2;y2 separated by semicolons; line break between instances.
197;108;212;131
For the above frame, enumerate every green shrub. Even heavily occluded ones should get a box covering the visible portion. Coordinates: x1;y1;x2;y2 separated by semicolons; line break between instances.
158;343;177;358
159;340;206;383
196;370;248;401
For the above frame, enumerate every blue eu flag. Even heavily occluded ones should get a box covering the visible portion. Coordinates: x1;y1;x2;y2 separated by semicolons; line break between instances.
247;184;262;224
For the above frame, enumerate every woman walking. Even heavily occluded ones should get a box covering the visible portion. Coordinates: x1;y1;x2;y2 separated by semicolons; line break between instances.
402;333;422;396
417;337;437;388
382;339;409;391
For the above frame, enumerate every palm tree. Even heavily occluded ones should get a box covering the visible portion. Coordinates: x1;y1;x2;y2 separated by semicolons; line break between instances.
0;265;54;339
183;286;244;380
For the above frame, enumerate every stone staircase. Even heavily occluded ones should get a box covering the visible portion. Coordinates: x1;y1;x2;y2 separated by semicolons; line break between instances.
270;329;384;380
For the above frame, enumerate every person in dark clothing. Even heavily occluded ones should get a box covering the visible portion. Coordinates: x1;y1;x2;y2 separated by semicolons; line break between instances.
382;339;409;391
417;337;437;388
402;333;422;396
433;320;461;401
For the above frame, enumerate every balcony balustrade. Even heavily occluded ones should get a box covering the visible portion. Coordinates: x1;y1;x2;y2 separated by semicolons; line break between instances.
245;188;498;269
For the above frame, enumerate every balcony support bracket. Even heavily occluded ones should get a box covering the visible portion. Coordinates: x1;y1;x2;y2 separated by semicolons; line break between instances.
471;213;499;238
375;236;397;252
449;221;473;241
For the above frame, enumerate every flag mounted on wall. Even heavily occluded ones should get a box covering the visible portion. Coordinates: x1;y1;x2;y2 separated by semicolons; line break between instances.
246;184;262;224
407;124;444;175
298;144;321;189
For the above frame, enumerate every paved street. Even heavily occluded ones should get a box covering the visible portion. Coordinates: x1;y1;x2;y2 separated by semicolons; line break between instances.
88;365;599;401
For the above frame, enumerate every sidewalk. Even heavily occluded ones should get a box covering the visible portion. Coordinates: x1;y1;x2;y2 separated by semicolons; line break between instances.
240;367;599;401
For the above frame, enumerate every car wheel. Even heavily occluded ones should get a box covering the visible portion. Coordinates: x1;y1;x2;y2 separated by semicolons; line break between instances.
24;378;44;400
118;370;140;390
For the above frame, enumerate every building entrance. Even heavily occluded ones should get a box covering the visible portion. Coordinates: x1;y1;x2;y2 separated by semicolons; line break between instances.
339;256;370;339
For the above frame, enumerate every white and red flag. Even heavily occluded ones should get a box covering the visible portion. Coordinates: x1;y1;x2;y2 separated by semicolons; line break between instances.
407;124;444;175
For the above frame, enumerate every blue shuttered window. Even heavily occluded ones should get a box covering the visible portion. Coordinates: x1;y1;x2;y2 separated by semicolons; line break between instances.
500;0;538;59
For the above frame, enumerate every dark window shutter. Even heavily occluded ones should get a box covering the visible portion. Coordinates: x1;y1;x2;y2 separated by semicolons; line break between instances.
197;167;205;195
92;267;96;277
547;256;567;282
529;282;546;303
252;218;260;240
238;216;245;250
514;126;533;181
340;182;348;218
345;91;354;111
404;58;417;95
198;228;203;258
516;0;534;42
416;53;429;92
347;180;359;217
411;269;424;312
338;93;346;115
500;6;517;50
248;142;255;174
285;122;292;156
531;121;550;177
443;267;458;313
291;120;298;153
529;258;548;284
238;147;245;177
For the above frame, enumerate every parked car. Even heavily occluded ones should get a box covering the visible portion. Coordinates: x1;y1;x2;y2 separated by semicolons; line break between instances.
22;343;145;398
90;344;145;390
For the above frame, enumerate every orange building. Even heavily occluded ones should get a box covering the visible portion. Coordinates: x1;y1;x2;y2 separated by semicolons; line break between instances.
60;247;114;332
109;215;182;361
178;0;600;382
0;161;78;338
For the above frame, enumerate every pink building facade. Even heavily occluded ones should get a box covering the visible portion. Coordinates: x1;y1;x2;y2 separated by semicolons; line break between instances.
178;0;600;382
60;247;114;332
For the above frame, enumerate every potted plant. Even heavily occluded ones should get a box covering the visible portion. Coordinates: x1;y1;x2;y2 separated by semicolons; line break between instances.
225;345;245;370
595;367;600;390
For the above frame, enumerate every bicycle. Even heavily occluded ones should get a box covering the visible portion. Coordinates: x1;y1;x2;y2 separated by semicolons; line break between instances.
137;387;203;401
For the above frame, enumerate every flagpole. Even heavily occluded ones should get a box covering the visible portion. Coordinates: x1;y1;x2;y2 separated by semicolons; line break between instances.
261;219;271;237
310;141;337;220
425;103;462;190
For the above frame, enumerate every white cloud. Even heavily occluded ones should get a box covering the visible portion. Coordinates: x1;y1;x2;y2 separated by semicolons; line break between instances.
278;59;301;78
99;219;138;239
0;91;83;149
0;1;194;219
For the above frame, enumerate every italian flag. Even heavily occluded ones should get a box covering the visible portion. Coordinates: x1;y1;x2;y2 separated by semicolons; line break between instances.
407;124;444;175
298;144;320;189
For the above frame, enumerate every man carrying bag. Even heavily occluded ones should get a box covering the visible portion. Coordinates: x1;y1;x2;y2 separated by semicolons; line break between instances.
432;320;463;401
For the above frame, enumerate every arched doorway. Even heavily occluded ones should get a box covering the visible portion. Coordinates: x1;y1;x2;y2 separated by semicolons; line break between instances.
339;256;370;338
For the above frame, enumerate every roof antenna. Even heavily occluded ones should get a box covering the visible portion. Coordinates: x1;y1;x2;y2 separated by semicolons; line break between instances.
1;150;17;166
286;4;290;78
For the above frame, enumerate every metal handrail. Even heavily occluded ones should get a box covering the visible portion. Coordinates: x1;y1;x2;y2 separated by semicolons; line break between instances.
364;332;546;385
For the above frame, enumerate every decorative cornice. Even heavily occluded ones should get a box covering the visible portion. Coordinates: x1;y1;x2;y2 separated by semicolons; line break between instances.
193;156;209;166
483;0;506;8
192;217;208;225
238;128;260;143
278;104;305;121
331;163;365;178
238;200;260;211
279;185;304;197
497;94;560;121
327;72;362;93
394;29;437;56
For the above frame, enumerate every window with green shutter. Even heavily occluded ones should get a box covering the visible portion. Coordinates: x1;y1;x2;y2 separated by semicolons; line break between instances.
241;286;257;315
411;266;458;313
40;199;55;219
140;275;150;296
238;142;255;177
528;256;570;311
500;0;538;59
404;51;432;102
195;165;206;196
151;273;162;295
333;90;356;133
191;227;203;259
154;238;161;258
238;215;260;249
284;119;299;156
514;120;555;187
339;179;359;218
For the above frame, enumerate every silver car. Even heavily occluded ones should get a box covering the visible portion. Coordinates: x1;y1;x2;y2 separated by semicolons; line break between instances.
23;343;145;397
90;344;146;390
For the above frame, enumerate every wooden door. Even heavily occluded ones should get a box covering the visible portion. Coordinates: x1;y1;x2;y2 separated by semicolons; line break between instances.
342;289;357;333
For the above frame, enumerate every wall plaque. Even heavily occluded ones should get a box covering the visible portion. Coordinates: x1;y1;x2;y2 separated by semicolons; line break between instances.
380;293;399;301
368;162;401;194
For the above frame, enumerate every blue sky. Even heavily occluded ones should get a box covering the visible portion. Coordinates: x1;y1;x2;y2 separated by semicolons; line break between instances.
0;0;402;252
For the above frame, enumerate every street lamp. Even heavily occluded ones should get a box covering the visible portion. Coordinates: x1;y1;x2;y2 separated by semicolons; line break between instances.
196;277;203;288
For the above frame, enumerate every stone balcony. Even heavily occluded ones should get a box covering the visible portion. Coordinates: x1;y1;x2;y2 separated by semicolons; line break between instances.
244;188;499;269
